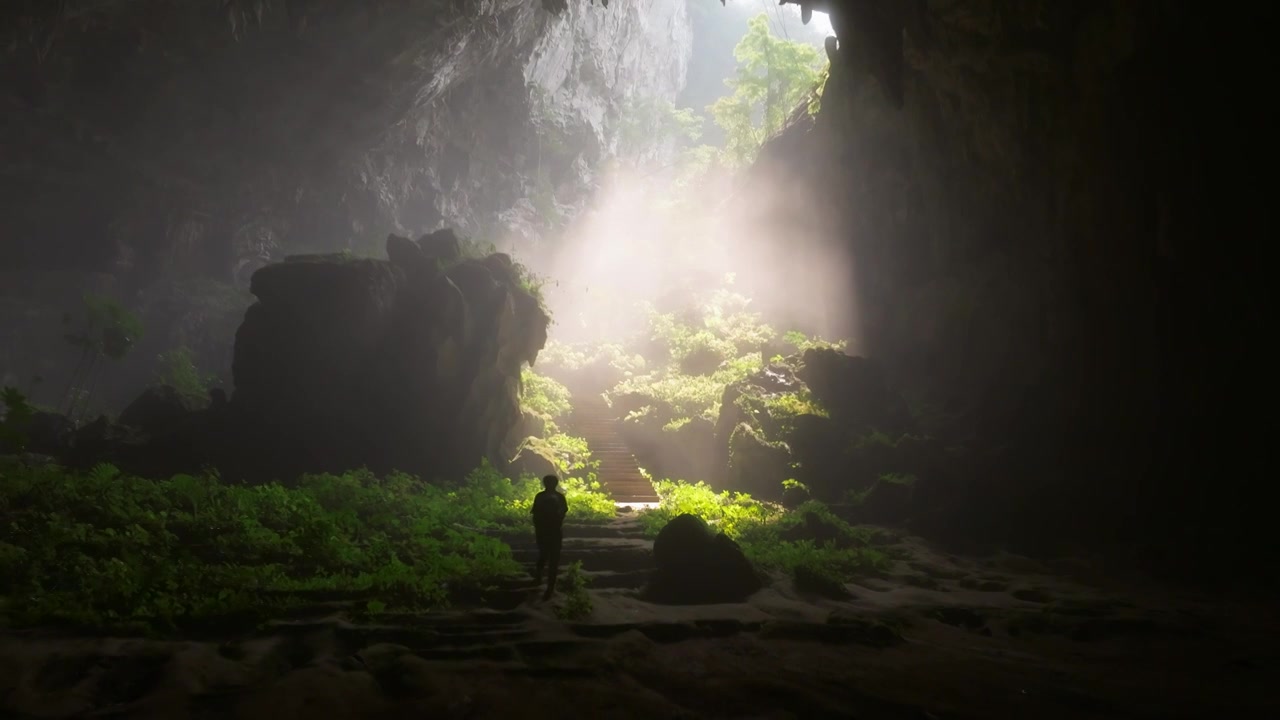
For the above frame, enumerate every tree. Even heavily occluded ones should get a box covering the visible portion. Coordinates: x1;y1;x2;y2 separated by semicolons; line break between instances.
708;14;826;167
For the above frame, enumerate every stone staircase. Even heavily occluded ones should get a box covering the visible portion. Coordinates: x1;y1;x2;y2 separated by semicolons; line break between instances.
567;394;658;504
503;515;654;595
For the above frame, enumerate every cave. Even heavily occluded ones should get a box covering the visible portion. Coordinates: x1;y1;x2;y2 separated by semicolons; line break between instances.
0;1;1275;717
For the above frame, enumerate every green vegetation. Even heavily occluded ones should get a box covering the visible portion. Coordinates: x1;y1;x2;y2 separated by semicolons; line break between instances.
555;560;593;620
599;282;837;432
156;345;216;402
514;367;614;523
707;14;827;167
521;367;572;432
607;286;778;421
0;458;614;633
445;235;552;312
782;329;847;354
612;13;829;214
638;479;893;592
637;479;778;537
539;341;646;378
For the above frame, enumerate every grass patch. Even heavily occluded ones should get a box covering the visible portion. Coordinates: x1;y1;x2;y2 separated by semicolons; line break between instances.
0;457;614;633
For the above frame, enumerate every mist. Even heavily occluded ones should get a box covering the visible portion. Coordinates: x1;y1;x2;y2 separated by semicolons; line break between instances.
528;3;852;350
532;155;856;350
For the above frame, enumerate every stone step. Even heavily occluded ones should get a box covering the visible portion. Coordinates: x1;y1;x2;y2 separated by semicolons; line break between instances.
410;638;600;664
566;619;767;642
512;549;652;573
579;568;651;590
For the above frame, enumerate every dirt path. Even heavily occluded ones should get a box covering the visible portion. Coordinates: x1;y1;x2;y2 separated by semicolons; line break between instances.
2;515;1276;719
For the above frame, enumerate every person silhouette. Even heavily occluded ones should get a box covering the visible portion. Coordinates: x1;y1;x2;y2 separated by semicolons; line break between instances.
532;474;569;599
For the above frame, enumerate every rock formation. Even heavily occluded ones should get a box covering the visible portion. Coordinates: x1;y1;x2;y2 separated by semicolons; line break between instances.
648;513;761;604
225;231;550;482
26;230;548;483
0;0;691;414
735;2;1275;576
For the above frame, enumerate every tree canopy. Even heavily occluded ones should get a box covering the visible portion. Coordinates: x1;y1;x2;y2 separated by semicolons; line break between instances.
708;14;826;167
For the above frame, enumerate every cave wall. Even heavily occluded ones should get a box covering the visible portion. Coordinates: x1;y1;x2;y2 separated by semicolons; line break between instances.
0;0;690;412
745;1;1276;575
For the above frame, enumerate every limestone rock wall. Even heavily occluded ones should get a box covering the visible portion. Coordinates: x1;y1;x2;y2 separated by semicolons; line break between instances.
0;0;690;413
743;1;1275;573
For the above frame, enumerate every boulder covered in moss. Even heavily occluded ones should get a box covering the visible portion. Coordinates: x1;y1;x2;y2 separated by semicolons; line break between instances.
712;361;802;478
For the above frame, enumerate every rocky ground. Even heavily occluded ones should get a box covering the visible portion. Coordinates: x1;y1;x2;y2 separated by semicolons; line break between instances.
2;514;1275;719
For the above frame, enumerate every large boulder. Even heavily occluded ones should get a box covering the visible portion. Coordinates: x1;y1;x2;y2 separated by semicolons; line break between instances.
647;514;761;604
227;232;549;482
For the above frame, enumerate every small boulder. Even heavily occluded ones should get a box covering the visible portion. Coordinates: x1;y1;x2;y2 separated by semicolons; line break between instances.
647;514;762;604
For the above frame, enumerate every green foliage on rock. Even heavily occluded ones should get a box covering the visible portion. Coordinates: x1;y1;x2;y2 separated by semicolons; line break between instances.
638;478;778;538
155;345;216;402
781;329;846;354
637;479;893;591
520;367;572;435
